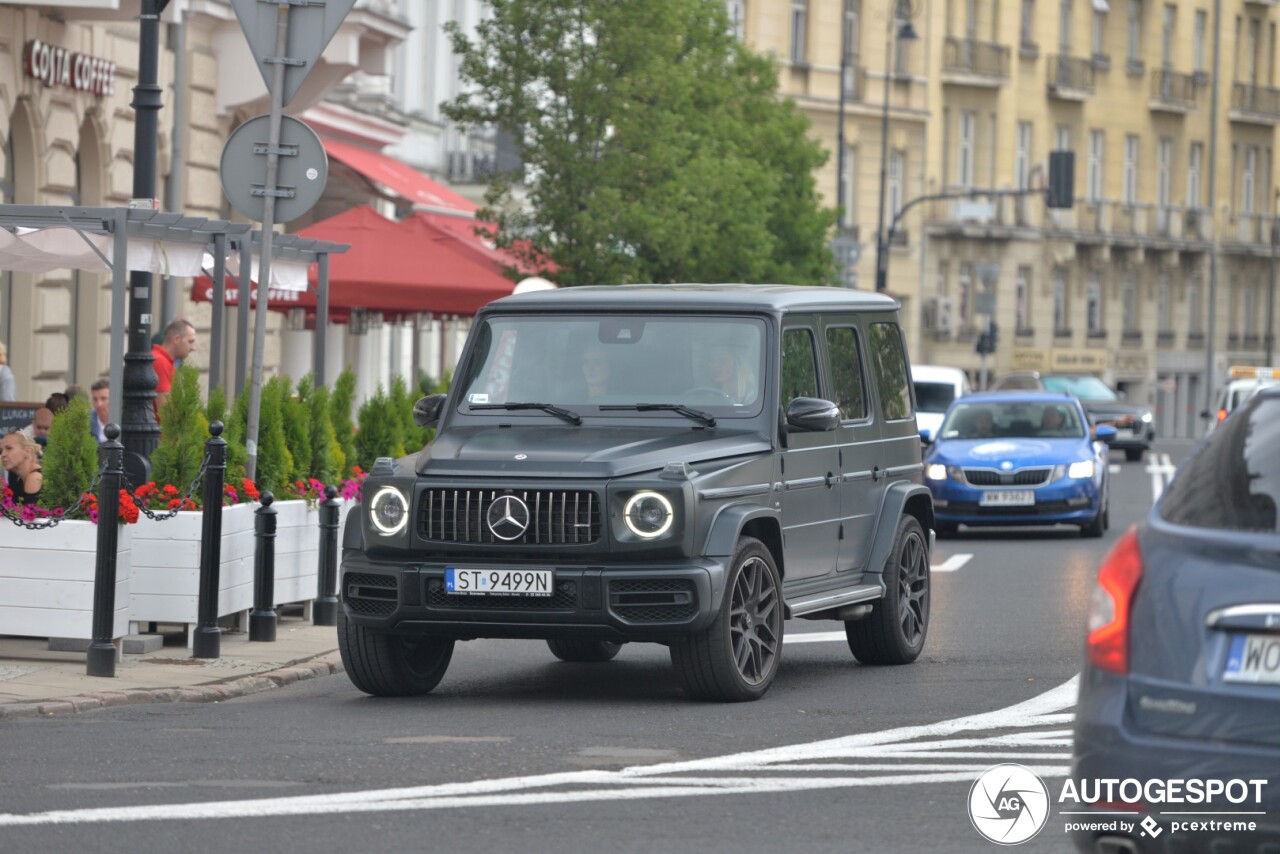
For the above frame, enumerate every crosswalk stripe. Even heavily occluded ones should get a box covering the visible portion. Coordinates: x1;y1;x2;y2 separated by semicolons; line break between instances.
933;553;972;573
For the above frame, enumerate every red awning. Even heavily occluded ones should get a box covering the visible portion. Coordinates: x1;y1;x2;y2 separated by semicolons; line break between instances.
191;205;515;318
322;139;478;215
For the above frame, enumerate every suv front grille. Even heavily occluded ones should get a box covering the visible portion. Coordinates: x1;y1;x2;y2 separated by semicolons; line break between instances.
425;578;579;609
344;572;398;617
417;488;602;545
962;467;1052;487
609;579;698;622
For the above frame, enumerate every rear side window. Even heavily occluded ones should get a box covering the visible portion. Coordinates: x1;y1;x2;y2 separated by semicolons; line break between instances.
781;327;820;402
826;327;868;420
1160;393;1280;533
868;322;913;421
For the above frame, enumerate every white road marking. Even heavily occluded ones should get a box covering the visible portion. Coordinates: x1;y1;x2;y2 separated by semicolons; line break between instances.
1146;452;1177;503
932;553;973;573
0;676;1079;827
1109;464;1120;474
784;631;847;644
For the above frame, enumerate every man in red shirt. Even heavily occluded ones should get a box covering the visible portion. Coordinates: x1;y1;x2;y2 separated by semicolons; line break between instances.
152;318;197;416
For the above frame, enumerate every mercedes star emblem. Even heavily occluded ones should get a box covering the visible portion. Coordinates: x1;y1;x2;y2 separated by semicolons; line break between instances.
487;494;531;541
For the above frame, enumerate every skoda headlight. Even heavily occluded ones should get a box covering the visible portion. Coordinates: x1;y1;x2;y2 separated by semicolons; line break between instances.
1141;411;1154;423
368;486;409;536
1068;460;1096;479
624;491;674;539
926;463;948;481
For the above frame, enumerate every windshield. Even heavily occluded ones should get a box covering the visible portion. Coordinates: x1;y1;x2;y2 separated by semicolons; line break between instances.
939;400;1086;440
457;315;767;418
1041;374;1118;401
914;381;957;413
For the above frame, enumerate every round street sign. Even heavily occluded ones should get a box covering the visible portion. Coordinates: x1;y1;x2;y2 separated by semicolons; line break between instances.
219;114;328;224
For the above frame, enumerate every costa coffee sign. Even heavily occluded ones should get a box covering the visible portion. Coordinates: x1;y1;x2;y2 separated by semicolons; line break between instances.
23;40;116;96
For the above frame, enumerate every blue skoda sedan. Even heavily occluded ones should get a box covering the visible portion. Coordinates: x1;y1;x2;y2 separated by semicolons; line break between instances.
922;392;1115;537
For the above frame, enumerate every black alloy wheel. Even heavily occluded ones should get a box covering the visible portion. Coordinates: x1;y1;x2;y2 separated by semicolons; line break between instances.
847;515;930;665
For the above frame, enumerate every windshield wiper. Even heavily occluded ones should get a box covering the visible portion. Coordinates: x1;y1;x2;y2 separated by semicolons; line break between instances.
470;402;582;425
600;403;716;428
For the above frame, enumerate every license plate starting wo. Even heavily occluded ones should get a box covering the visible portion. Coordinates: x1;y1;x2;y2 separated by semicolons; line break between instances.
1224;633;1280;685
445;568;554;597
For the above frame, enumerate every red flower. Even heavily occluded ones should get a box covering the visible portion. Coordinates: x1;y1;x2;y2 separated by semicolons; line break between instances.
162;484;179;496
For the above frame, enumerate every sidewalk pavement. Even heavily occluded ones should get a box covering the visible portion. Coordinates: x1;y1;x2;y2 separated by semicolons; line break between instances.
0;612;343;720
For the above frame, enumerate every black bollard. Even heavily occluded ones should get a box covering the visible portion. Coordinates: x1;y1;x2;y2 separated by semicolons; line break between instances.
313;484;341;626
249;492;278;642
87;424;125;678
193;421;227;659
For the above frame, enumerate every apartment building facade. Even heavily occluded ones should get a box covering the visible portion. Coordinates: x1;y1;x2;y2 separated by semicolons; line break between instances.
741;0;1280;438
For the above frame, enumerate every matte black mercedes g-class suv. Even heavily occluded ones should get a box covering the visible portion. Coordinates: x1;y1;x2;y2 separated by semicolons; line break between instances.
339;285;934;702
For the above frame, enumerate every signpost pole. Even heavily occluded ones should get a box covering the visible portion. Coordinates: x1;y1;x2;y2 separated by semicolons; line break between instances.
244;3;290;481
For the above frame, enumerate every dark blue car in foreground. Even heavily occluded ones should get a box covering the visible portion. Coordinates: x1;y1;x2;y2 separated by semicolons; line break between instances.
922;392;1114;537
1071;386;1280;853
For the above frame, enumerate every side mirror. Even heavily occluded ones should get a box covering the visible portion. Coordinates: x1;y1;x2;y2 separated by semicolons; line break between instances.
918;428;934;445
413;394;447;429
1094;424;1118;442
785;397;841;433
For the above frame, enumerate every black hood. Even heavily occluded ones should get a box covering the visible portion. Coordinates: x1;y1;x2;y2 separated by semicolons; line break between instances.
415;425;772;479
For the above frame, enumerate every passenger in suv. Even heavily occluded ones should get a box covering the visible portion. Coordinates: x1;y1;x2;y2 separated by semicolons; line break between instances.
339;285;934;702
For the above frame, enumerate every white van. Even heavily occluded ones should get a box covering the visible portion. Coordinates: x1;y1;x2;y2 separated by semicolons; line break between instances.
1204;366;1279;434
912;364;972;441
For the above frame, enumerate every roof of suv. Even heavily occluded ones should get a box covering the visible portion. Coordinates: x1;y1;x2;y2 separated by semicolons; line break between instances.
487;284;902;314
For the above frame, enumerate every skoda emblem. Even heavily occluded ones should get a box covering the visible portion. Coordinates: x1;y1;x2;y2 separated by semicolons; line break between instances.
1000;461;1013;471
487;495;531;541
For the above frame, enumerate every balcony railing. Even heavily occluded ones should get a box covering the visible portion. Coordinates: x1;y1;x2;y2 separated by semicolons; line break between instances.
1060;201;1213;242
1047;54;1095;98
942;38;1011;82
1231;212;1277;245
1231;82;1280;121
1149;69;1198;111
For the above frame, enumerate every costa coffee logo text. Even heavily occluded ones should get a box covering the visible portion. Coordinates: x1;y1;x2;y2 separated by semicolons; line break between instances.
24;40;116;96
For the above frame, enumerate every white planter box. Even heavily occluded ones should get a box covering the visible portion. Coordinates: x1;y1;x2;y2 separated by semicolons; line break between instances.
0;519;131;642
129;502;257;635
272;499;355;607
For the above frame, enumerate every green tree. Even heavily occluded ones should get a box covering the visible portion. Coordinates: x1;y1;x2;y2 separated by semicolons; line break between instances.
256;375;295;497
150;365;210;499
307;383;343;485
224;384;250;488
389;374;430;454
278;375;312;484
444;0;837;286
331;368;358;478
38;396;99;512
355;386;404;472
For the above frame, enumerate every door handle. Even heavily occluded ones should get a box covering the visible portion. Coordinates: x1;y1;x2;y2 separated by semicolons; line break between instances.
871;466;881;482
825;471;836;488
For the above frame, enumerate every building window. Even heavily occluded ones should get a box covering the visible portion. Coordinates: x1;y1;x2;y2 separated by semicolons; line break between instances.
727;1;746;40
843;0;860;68
1187;142;1203;208
958;111;976;188
1123;134;1139;204
1022;0;1036;46
1157;274;1171;332
1188;277;1202;333
1193;9;1206;72
1228;279;1240;336
1056;124;1072;153
1161;5;1174;67
888;149;904;221
958;263;973;330
841;145;857;228
1088;130;1104;201
791;0;808;62
937;260;949;297
1015;122;1032;189
1087;272;1104;333
1242;146;1257;214
1157;137;1171;210
1054;267;1069;333
1093;9;1106;56
1247;18;1261;83
1060;0;1073;51
1244;281;1259;336
1122;274;1138;332
1127;0;1142;63
1016;266;1032;331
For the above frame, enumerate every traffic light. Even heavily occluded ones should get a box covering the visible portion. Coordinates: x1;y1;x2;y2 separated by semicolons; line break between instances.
989;321;999;350
975;332;993;355
1047;151;1075;209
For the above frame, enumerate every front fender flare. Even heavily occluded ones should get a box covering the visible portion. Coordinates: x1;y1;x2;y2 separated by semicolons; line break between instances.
703;503;781;558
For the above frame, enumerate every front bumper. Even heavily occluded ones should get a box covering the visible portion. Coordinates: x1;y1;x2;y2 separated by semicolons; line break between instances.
929;477;1101;526
340;551;727;642
1070;669;1280;853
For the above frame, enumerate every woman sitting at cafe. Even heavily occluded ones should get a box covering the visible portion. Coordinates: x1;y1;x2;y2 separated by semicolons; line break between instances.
1;430;43;505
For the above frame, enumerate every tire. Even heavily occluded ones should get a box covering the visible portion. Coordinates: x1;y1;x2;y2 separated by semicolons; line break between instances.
1125;447;1145;462
847;516;929;665
338;615;454;697
1081;492;1108;538
670;536;783;702
546;639;622;662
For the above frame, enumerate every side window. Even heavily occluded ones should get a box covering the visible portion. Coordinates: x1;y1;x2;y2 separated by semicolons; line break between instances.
781;327;820;403
869;321;914;421
826;326;868;420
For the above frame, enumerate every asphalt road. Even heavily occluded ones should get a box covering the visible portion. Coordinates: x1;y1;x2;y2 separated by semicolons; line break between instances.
0;442;1196;854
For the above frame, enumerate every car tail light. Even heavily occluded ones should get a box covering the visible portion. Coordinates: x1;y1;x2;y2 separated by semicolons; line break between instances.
1086;526;1143;674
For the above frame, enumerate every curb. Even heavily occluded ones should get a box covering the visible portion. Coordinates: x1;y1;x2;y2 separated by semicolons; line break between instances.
0;651;345;721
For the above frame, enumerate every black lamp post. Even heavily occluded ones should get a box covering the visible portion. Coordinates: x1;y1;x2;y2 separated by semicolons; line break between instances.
874;3;918;293
120;0;172;481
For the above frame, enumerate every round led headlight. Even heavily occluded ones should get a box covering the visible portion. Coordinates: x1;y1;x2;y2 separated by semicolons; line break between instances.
368;486;409;536
623;491;674;539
